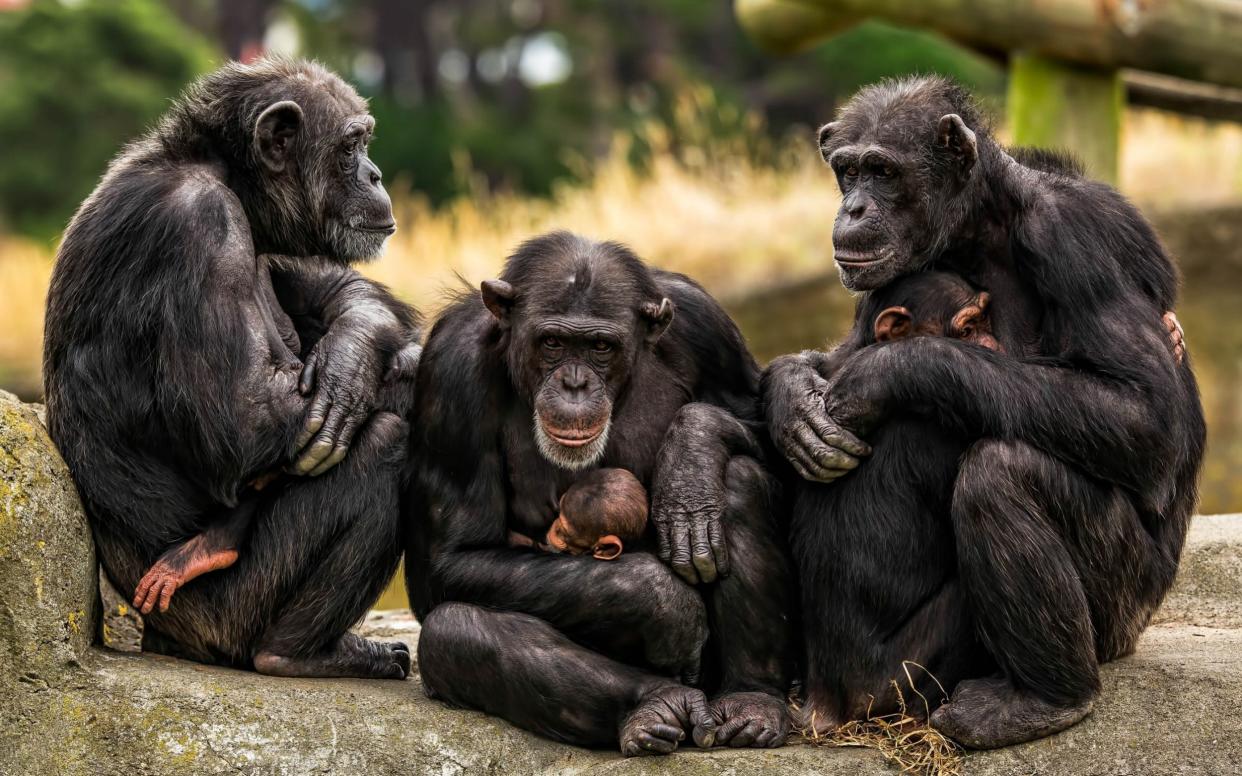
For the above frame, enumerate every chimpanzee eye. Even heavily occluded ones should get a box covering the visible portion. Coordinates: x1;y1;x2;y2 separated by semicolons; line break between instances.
592;340;613;354
844;165;859;179
877;164;895;178
542;336;562;350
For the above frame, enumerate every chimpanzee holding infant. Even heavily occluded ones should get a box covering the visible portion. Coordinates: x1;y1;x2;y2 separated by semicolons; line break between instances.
43;57;1203;757
766;76;1204;748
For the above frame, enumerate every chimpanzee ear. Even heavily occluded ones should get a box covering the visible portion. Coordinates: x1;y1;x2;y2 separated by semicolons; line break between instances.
593;535;624;561
481;279;516;327
874;306;913;342
936;113;977;173
817;121;840;161
639;298;675;346
255;100;304;174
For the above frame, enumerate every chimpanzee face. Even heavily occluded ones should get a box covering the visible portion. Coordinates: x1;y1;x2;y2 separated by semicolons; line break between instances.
480;237;674;470
320;113;395;261
251;75;395;262
817;95;979;291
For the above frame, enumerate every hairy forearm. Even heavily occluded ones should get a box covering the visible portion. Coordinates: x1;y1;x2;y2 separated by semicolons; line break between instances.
833;338;1166;485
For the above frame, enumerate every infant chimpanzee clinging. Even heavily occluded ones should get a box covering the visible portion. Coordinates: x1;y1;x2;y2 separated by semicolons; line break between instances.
868;271;1000;351
509;468;648;560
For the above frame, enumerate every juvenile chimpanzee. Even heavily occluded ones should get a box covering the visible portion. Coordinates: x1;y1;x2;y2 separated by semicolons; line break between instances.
764;76;1205;748
508;467;649;560
793;271;998;733
44;59;421;678
407;231;794;756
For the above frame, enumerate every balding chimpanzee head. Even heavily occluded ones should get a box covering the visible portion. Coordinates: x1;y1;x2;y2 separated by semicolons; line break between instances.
479;232;675;470
169;58;394;262
817;76;988;291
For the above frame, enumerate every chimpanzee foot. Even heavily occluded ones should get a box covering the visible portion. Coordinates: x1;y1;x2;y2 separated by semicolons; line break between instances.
711;691;790;748
930;676;1095;749
254;632;411;680
619;684;717;756
794;697;843;739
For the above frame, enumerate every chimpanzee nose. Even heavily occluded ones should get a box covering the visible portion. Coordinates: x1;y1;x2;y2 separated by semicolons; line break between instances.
846;199;867;219
561;365;589;394
360;158;384;189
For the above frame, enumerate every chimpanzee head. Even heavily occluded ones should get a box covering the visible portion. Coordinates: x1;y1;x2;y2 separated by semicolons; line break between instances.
173;59;394;262
480;232;675;470
861;271;1000;351
817;76;988;291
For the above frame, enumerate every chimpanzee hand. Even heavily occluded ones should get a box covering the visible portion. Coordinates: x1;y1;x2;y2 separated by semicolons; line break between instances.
763;356;871;482
650;405;742;585
291;325;387;476
711;691;790;748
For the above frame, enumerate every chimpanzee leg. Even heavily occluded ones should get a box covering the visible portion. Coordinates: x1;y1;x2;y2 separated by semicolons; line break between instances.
141;411;409;679
418;602;717;756
702;456;795;748
932;439;1159;748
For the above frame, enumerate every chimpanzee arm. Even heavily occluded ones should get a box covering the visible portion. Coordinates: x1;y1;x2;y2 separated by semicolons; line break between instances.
823;328;1173;489
760;324;872;483
155;185;309;507
269;257;421;475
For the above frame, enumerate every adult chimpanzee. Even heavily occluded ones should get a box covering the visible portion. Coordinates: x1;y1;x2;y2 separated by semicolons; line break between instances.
44;59;421;679
763;76;1205;748
406;231;793;756
793;271;999;733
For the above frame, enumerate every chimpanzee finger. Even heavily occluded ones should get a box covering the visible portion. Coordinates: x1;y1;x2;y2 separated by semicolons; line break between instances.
755;727;782;748
295;399;351;474
728;720;763;748
794;423;859;474
655;517;673;564
707;517;730;579
157;578;177;612
298;351;319;396
787;443;834;483
685;692;717;748
132;574;155;611
808;412;871;458
788;424;847;481
669;523;698;584
307;409;366;476
293;392;331;453
714;715;748;745
689;518;717;584
634;727;682;754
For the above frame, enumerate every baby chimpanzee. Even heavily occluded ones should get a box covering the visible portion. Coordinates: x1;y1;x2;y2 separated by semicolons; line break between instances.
508;468;649;560
793;271;1000;733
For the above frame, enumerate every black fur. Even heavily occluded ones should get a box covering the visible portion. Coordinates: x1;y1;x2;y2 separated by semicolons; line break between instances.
764;76;1206;748
407;232;794;755
43;59;420;679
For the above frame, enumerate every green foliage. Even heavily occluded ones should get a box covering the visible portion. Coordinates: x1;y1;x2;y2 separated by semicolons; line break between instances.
0;0;216;238
809;21;1005;102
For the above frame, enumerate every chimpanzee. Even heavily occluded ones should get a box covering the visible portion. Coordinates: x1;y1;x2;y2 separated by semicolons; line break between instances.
763;76;1205;748
507;467;649;560
43;59;421;679
793;271;999;733
406;231;794;756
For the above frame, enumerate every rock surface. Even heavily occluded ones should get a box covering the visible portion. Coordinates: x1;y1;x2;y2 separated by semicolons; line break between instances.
2;389;1240;775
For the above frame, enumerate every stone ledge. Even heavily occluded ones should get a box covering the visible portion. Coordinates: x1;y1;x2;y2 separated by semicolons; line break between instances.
2;390;1240;775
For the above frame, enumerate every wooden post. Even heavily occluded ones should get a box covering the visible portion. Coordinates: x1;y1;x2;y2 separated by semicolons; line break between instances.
1007;53;1124;184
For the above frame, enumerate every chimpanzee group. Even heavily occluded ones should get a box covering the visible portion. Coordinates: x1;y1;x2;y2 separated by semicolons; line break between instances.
43;60;1203;757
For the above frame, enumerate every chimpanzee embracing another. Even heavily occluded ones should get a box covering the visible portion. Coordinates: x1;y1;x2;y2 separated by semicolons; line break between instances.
793;271;999;729
407;231;794;755
44;59;421;678
764;76;1205;748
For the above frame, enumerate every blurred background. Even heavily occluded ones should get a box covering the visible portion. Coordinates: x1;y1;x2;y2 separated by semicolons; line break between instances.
0;0;1239;530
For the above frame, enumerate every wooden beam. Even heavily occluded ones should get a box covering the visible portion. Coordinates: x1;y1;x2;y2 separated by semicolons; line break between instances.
735;0;1242;91
1008;54;1123;184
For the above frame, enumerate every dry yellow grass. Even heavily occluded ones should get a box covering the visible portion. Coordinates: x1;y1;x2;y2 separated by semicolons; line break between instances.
2;105;1241;392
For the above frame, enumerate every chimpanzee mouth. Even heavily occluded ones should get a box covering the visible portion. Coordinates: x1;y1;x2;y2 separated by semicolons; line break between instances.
834;247;890;266
534;414;611;470
354;221;397;235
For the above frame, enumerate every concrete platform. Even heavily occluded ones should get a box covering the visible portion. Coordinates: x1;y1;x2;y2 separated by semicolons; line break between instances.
2;390;1240;775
